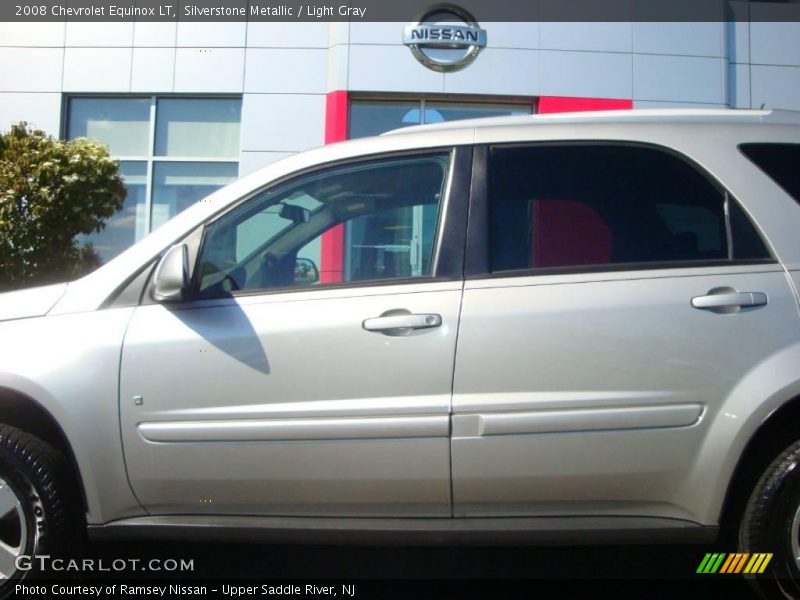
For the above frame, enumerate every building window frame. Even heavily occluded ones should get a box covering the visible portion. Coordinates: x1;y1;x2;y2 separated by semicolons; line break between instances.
347;94;536;140
62;94;242;260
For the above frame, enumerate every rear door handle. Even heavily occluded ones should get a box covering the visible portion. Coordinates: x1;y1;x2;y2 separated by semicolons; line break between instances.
363;313;442;335
691;292;767;311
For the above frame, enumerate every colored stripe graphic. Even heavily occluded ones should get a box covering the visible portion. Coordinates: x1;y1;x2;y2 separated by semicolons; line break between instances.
736;553;751;573
745;554;763;574
697;554;711;573
697;553;772;574
696;553;714;573
748;554;773;574
697;553;726;573
759;554;773;573
719;554;736;573
725;553;749;573
711;553;727;573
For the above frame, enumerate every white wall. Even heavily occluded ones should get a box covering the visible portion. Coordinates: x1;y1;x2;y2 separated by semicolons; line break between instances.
1;20;799;172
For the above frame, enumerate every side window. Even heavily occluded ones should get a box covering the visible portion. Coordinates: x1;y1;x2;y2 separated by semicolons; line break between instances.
195;153;450;296
740;143;800;204
489;144;770;273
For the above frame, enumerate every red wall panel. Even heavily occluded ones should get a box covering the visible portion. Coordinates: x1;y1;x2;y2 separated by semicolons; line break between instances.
319;91;349;283
538;96;633;113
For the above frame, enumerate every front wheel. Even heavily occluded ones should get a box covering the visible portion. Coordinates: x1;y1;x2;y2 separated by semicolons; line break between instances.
0;425;76;585
739;439;800;598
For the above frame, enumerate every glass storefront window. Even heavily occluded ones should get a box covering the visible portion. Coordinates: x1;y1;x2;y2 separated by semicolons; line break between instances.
75;161;147;264
349;99;533;139
155;98;241;159
66;96;241;264
348;101;420;139
425;101;532;123
67;98;151;157
151;162;239;230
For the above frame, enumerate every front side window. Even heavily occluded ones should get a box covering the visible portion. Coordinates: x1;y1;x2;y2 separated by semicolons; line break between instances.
489;144;770;274
196;153;450;297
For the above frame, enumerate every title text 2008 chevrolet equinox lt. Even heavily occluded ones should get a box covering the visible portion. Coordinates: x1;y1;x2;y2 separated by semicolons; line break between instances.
1;109;799;595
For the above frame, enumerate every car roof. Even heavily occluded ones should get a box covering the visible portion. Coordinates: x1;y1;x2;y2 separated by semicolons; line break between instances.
382;108;800;136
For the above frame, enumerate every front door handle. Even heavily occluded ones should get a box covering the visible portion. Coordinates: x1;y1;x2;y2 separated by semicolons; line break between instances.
691;291;767;312
363;313;442;336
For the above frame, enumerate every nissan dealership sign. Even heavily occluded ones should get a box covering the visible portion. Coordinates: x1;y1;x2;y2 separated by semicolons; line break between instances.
403;5;487;72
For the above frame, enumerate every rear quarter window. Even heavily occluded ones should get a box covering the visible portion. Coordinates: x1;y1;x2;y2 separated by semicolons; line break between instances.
740;143;800;203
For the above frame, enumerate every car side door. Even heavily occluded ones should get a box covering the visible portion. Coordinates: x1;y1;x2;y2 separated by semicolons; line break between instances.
450;142;800;524
119;148;470;517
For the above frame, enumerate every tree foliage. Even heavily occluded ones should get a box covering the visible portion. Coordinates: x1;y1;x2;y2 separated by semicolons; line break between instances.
0;122;126;291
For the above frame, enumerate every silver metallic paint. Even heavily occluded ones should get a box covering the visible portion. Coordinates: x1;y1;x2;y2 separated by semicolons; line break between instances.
0;283;66;323
0;110;795;532
119;283;461;516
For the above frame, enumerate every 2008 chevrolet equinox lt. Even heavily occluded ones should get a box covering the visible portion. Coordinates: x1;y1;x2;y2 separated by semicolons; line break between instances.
1;109;799;596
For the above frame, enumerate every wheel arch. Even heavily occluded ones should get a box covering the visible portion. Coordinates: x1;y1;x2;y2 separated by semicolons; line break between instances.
0;385;88;517
719;392;800;544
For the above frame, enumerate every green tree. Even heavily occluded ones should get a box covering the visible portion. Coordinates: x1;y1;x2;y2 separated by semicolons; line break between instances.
0;122;126;291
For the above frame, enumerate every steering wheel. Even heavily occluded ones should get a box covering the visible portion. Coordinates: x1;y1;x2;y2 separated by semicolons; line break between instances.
259;251;288;288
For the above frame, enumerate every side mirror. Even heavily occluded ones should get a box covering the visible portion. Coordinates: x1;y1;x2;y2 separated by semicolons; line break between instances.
152;244;189;303
294;257;320;285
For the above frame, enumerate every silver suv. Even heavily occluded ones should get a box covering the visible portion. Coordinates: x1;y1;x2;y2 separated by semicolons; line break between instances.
1;109;799;595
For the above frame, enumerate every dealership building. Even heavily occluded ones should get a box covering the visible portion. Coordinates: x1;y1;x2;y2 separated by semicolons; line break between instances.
0;10;799;264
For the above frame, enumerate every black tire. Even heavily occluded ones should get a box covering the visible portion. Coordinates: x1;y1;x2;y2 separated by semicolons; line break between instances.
740;439;800;599
0;424;77;588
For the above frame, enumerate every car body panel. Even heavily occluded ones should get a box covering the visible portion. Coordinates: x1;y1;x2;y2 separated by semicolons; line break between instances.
451;267;799;521
0;307;143;523
0;283;67;322
680;338;800;524
119;282;461;517
88;514;717;545
0;109;795;532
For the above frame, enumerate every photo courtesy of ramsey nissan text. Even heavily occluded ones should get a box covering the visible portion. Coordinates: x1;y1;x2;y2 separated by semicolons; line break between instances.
0;1;799;598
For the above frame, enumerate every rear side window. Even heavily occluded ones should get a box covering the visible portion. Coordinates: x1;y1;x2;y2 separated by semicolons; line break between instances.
740;143;800;203
489;144;770;273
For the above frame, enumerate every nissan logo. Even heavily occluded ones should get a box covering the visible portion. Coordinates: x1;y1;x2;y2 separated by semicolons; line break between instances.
403;5;487;72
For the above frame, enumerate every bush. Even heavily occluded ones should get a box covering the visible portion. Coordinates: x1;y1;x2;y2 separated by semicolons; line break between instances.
0;122;126;291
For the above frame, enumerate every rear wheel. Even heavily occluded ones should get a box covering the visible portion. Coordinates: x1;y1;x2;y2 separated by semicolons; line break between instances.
739;439;800;598
0;425;77;585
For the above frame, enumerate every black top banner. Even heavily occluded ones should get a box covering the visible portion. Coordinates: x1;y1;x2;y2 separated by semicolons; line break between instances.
3;0;800;22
